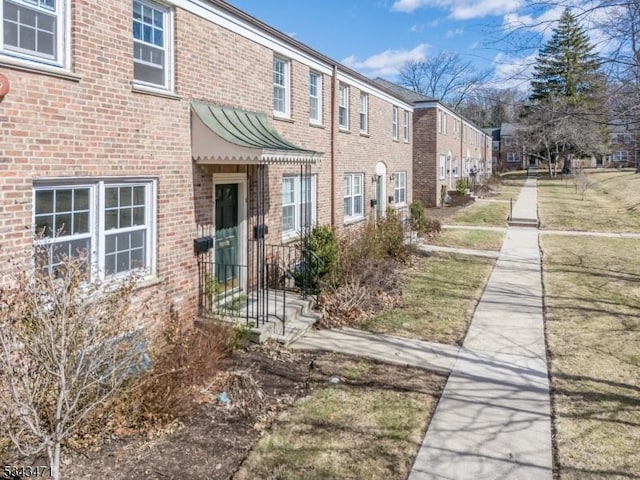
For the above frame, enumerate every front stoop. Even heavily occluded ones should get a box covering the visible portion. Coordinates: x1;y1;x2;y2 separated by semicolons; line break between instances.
507;217;539;228
241;292;322;345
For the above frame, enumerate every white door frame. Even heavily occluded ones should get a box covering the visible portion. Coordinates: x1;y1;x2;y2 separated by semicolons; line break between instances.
375;161;387;219
213;172;247;293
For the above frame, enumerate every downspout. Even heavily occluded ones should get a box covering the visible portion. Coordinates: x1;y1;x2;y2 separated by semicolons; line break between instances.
330;64;337;228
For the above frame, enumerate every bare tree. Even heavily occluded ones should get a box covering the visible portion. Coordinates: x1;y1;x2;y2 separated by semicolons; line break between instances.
0;249;153;480
459;87;528;128
399;51;492;109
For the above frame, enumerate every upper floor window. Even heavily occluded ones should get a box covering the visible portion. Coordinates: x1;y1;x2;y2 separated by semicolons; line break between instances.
392;106;399;140
338;83;349;130
438;110;447;135
359;93;368;134
34;179;157;279
403;110;410;142
504;137;512;146
273;56;290;117
394;171;407;205
309;71;322;124
1;0;68;67
133;0;172;90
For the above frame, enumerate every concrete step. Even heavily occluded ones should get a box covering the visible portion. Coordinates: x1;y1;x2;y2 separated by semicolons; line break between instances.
508;217;539;228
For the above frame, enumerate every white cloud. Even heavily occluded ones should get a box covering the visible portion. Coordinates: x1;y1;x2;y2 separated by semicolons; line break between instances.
392;0;522;20
490;51;537;91
341;44;430;78
446;28;464;38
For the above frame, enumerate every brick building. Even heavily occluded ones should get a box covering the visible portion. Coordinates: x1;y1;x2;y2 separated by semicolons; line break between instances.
374;79;492;207
0;0;412;326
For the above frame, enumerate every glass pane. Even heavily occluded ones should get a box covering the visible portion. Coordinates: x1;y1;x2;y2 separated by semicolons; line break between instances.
38;12;55;32
35;190;54;214
73;212;89;234
120;187;132;206
74;188;89;210
37;29;54;55
35;214;53;237
132;206;145;226
55;189;72;212
131;230;145;248
282;205;295;232
4;2;17;21
130;247;145;269
133;186;145;205
143;24;152;43
42;0;56;11
143;5;152;24
54;213;72;235
343;176;350;196
133;1;142;20
153;9;163;27
21;8;37;27
119;208;132;228
133;21;141;40
117;232;131;250
344;198;352;217
116;251;130;273
105;187;118;208
153;28;163;47
354;196;362;215
282;179;294;204
353;175;362;194
134;61;164;86
105;253;116;275
4;22;18;47
106;233;117;254
20;25;36;51
105;209;118;230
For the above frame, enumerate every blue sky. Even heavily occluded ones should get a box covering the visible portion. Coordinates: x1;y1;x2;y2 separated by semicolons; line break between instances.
226;1;613;91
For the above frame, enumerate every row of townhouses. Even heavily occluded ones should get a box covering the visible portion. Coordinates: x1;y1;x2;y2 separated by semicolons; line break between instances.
0;0;491;327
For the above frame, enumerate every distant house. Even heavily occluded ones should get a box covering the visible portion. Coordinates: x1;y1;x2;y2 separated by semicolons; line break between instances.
374;79;492;207
607;122;638;168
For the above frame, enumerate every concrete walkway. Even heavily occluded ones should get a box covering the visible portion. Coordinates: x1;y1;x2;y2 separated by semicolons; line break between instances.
410;177;552;480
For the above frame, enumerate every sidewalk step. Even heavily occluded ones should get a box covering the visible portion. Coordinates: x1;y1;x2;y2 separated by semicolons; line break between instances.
508;217;539;228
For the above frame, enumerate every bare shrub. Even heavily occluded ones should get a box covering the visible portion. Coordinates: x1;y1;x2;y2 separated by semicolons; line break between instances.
0;249;156;480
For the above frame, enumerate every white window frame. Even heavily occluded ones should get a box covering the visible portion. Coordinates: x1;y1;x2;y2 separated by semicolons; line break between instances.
359;92;368;134
343;173;364;222
439;154;446;180
454;157;460;177
403;110;409;142
33;179;157;281
273;55;290;118
338;83;349;130
0;0;70;69
507;152;520;163
281;174;317;239
612;150;628;162
309;71;322;125
132;0;173;91
392;106;399;140
394;171;407;206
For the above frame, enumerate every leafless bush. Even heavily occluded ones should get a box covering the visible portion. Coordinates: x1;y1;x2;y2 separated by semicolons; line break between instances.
0;248;156;480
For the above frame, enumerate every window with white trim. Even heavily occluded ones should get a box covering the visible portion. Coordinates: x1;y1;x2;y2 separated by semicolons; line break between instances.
612;150;629;162
507;152;520;162
34;179;156;279
273;56;290;117
338;83;349;130
403;110;409;142
454;157;460;177
309;71;322;124
282;175;316;238
343;173;363;221
439;154;446;180
1;0;68;67
392;106;399;140
394;171;407;205
133;0;172;90
359;93;368;133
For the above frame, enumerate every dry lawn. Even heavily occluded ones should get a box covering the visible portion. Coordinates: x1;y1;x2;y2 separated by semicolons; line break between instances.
538;170;640;232
363;253;495;345
426;228;505;251
234;354;446;480
541;235;640;479
446;201;511;227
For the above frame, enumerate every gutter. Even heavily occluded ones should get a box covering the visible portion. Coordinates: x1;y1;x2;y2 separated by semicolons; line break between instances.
330;64;337;228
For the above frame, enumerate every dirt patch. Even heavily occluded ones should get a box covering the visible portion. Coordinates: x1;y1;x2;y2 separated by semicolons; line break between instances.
3;345;443;480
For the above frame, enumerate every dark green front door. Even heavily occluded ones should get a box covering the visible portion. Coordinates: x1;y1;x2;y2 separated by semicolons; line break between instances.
215;184;239;287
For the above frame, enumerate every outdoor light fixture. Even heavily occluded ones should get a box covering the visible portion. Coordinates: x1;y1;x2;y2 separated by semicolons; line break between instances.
389;173;395;181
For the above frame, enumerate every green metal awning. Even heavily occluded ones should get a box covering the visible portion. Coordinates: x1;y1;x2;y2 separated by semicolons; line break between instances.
191;100;322;165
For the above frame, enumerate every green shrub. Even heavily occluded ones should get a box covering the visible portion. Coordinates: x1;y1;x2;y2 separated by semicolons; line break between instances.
308;225;338;278
409;200;428;233
456;178;470;195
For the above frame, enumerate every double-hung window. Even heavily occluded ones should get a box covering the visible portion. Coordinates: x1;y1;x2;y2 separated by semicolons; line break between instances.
454;157;460;177
273;56;290;117
392;106;399;140
338;83;349;130
359;93;368;134
343;173;363;221
1;0;68;67
309;72;322;124
34;179;156;279
403;110;409;142
282;175;316;238
439;154;446;180
133;0;172;90
394;171;407;205
507;152;520;163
